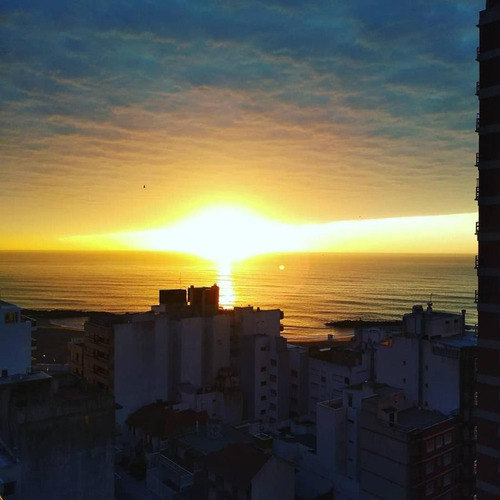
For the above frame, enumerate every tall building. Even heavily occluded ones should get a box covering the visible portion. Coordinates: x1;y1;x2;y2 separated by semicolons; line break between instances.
476;1;500;498
0;300;114;499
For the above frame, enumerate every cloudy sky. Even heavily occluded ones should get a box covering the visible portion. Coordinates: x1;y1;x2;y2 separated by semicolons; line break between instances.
1;0;481;253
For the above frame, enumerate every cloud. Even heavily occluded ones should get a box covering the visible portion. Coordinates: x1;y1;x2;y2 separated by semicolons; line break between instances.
0;0;480;245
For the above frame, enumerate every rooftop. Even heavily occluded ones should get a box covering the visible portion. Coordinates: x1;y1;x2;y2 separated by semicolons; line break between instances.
436;332;477;348
309;346;362;366
127;402;207;440
200;443;269;489
0;299;19;310
0;370;51;387
177;423;253;456
395;407;454;432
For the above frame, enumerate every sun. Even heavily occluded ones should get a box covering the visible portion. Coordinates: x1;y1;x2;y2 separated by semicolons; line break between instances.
122;205;306;266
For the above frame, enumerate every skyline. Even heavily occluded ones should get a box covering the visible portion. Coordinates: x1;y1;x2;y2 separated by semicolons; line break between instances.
2;1;481;256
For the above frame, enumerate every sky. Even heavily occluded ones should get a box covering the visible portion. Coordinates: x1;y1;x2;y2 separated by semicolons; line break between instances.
1;0;482;257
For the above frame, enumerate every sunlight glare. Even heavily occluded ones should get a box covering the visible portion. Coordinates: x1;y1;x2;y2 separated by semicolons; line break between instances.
123;206;307;265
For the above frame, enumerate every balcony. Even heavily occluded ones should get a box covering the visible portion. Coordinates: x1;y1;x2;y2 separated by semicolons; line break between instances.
476;81;480;95
475;290;479;303
475;179;480;200
475;221;480;235
476;113;481;131
476;46;480;60
476;152;480;166
474;255;479;269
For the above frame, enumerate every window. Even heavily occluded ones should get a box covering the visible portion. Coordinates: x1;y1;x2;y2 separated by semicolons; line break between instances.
403;378;406;383
291;369;298;377
426;439;435;453
425;481;434;496
260;366;267;372
473;426;478;441
444;432;452;445
403;360;406;366
474;391;478;406
321;376;326;383
443;453;452;466
436;436;443;449
425;383;428;388
271;359;277;367
260;409;266;415
260;346;267;351
270;374;276;382
2;481;16;496
4;312;18;324
291;383;298;390
426;461;434;474
344;377;350;384
261;395;267;401
260;381;266;386
473;459;478;475
348;395;353;407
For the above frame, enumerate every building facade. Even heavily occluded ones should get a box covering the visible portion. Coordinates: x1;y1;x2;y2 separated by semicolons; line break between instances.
0;301;32;377
476;1;500;498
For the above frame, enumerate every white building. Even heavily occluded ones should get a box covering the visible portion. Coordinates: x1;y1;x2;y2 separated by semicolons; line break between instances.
376;303;475;414
232;306;292;425
0;300;32;377
308;345;371;418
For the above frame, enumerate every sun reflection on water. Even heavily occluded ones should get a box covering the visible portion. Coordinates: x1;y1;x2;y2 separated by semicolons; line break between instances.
217;261;235;309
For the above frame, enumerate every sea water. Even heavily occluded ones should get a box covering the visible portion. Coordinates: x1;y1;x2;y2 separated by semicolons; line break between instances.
0;251;476;340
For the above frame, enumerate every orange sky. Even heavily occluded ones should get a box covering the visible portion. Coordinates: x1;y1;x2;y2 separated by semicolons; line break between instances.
1;1;478;256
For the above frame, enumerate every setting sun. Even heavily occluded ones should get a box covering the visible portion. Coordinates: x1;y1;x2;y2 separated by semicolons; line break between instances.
112;206;307;265
60;209;476;262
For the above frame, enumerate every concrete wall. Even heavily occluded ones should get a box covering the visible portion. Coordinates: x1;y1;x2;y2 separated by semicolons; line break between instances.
376;336;461;413
114;316;170;423
179;317;204;388
205;314;231;385
16;402;115;500
316;399;347;482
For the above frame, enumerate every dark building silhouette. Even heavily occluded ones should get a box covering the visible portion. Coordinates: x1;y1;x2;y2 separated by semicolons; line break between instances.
476;1;500;498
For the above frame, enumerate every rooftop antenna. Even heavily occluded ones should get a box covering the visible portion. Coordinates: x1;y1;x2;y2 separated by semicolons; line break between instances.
427;293;433;310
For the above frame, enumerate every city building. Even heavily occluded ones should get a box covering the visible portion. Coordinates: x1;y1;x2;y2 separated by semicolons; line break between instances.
476;1;500;498
308;343;371;419
0;370;115;499
376;303;477;497
315;383;461;500
77;286;287;428
376;304;473;414
0;301;32;377
231;306;291;425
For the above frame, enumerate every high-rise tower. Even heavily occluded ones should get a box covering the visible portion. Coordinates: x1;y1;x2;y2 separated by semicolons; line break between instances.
476;1;500;498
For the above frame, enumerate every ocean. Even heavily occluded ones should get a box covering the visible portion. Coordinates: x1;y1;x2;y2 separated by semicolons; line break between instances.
0;251;477;340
